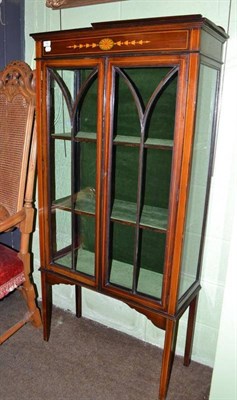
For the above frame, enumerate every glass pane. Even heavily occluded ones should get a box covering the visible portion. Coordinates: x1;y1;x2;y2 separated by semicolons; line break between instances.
137;229;166;299
54;214;95;277
49;70;71;137
74;214;95;276
76;69;98;138
178;65;218;298
74;142;96;214
113;69;141;139
48;66;98;276
107;63;179;299
111;146;139;223
146;70;177;142
113;67;177;144
52;209;72;265
49;68;98;139
141;148;172;230
51;139;71;206
109;223;135;289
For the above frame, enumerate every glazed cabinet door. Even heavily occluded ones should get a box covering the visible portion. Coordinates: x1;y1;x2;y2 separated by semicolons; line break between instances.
102;56;188;308
42;59;104;287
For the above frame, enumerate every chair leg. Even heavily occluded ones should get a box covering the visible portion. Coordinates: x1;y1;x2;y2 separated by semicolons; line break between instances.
159;319;179;400
21;279;42;328
0;311;33;345
41;272;52;341
184;294;198;366
19;252;42;328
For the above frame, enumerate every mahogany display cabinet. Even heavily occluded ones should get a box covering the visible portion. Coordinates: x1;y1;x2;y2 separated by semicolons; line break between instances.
31;15;228;399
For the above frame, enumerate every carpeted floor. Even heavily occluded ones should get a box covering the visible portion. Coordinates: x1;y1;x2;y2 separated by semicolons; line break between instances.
0;291;212;400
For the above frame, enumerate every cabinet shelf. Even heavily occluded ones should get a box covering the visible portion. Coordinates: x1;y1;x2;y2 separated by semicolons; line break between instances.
113;135;173;149
51;132;174;150
75;131;97;141
51;131;97;141
113;135;140;145
51;132;71;139
111;199;168;231
145;138;173;149
52;192;96;215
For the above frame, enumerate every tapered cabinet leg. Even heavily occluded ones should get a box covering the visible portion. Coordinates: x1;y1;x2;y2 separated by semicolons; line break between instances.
184;295;198;366
75;285;82;318
159;319;179;400
41;272;52;341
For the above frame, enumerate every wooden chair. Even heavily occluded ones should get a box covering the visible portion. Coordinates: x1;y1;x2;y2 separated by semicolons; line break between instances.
0;61;41;344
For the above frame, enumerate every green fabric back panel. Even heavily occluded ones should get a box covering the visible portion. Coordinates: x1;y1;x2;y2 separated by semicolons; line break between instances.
110;222;165;274
112;146;172;209
114;67;177;140
112;146;139;203
143;148;172;209
74;149;96;256
139;229;166;273
77;214;95;253
110;223;135;266
79;68;98;134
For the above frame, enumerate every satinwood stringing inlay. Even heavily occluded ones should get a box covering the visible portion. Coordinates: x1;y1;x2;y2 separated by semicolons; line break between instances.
67;37;151;51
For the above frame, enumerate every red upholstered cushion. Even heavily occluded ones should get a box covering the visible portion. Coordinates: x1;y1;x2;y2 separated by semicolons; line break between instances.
0;244;25;299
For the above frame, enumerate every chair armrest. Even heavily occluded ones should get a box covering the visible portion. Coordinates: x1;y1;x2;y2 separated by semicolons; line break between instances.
0;209;26;233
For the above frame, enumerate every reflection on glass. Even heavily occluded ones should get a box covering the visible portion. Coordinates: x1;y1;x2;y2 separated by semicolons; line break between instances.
75;142;96;214
178;65;218;298
74;187;96;214
49;70;72;137
52;209;72;261
53;214;95;277
49;68;98;138
51;139;71;205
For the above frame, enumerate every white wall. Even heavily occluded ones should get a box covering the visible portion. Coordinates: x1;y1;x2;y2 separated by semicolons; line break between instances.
209;193;237;399
209;0;237;396
25;1;236;385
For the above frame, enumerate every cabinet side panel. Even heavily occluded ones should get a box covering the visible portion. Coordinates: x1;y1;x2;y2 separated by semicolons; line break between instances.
178;64;219;299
